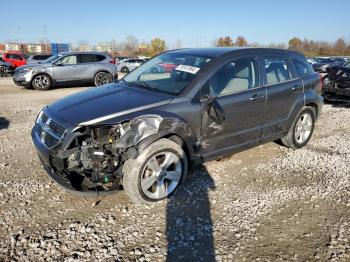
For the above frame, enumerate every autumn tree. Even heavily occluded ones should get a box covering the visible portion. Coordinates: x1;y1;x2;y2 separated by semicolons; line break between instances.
288;37;303;52
216;36;234;47
235;36;248;47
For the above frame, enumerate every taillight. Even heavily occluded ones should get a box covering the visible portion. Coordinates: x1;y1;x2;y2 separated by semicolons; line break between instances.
109;60;115;64
319;73;323;90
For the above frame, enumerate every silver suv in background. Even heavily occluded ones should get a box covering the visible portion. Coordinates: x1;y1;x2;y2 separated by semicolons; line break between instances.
117;58;146;73
13;52;118;90
27;54;53;64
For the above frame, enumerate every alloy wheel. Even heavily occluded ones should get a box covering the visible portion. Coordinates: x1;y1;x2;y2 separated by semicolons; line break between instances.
294;113;313;144
95;73;111;86
140;151;182;200
34;75;49;89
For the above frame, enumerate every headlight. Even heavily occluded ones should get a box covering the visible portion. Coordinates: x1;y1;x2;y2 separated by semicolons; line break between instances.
17;67;32;74
342;72;350;78
35;110;44;124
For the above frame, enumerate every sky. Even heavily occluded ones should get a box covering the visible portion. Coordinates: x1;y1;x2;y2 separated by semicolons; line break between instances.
1;0;350;48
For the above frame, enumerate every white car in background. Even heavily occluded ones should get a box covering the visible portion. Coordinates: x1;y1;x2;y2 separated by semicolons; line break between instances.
117;58;147;73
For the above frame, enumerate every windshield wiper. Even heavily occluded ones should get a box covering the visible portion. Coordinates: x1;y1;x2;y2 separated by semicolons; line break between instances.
128;81;156;92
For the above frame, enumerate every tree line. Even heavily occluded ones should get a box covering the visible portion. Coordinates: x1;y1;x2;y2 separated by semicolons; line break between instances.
215;36;350;57
74;35;350;58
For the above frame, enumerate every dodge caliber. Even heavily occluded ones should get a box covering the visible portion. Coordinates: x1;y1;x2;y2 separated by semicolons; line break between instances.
32;48;323;204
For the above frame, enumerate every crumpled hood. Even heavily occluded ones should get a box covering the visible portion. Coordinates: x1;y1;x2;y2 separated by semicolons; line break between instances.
48;83;174;125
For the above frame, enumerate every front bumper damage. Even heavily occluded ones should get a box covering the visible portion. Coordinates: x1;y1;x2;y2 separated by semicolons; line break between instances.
13;71;32;88
323;82;350;102
31;108;195;196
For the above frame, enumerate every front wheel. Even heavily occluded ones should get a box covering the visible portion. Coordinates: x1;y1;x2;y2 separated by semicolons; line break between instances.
281;107;315;149
31;74;52;90
94;72;112;86
122;139;188;205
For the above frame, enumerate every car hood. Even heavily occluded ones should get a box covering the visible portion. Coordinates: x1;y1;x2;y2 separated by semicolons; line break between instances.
16;63;52;71
47;83;174;126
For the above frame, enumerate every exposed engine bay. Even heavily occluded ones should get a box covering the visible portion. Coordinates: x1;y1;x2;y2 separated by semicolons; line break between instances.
52;115;165;193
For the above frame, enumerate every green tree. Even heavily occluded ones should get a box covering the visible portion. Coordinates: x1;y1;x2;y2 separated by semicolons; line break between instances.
150;38;166;55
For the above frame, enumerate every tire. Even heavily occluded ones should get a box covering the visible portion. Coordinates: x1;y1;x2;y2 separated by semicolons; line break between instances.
281;107;316;149
121;67;129;74
122;138;188;205
94;72;112;86
323;76;330;87
31;74;51;91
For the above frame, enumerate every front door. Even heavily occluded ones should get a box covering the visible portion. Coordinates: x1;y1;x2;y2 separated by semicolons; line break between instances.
52;54;80;82
200;57;266;161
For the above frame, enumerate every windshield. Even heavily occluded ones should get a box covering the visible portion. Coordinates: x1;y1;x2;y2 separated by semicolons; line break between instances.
42;54;62;64
123;52;212;94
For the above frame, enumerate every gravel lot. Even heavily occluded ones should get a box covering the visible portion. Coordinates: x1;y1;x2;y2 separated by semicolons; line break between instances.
1;77;350;261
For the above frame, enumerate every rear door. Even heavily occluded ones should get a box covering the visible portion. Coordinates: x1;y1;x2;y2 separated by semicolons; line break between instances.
200;56;266;161
76;54;98;80
261;55;304;142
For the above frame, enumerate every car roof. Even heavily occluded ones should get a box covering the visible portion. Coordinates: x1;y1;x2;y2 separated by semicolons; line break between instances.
166;47;303;58
58;51;108;56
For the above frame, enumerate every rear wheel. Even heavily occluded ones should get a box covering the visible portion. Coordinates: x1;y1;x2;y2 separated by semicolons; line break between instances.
281;107;315;149
31;74;51;90
323;76;330;87
122;139;188;204
121;67;129;74
94;72;112;86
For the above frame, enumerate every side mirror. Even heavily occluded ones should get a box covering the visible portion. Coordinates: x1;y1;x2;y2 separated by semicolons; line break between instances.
200;94;225;124
55;61;64;66
200;94;211;105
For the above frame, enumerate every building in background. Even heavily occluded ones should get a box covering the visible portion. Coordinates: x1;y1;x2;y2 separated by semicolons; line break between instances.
0;42;69;55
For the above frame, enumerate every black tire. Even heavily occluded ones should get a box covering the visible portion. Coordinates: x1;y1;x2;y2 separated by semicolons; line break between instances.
94;72;112;86
31;74;52;91
281;107;316;149
121;67;129;74
323;76;330;87
122;138;188;205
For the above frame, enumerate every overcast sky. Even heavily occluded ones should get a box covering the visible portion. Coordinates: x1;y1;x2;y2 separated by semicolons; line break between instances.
2;0;350;47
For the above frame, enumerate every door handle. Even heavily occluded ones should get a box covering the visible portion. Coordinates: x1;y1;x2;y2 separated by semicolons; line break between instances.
291;84;303;92
249;94;265;102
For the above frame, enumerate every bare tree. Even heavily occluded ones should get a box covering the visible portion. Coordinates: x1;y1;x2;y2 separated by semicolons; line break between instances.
175;39;182;49
124;36;139;55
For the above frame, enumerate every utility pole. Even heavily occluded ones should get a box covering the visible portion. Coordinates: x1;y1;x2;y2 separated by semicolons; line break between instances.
43;24;48;52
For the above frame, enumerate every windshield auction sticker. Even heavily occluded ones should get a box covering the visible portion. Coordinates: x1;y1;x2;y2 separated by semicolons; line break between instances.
175;65;200;74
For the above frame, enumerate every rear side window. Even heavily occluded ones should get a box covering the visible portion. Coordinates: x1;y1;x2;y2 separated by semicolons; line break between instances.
207;58;259;96
95;55;106;62
264;57;291;85
13;54;23;60
293;58;314;77
79;54;96;63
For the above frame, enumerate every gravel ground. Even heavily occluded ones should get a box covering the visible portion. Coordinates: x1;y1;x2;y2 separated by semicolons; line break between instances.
1;77;350;261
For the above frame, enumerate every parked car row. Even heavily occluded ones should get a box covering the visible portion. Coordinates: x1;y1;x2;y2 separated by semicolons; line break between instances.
307;56;350;101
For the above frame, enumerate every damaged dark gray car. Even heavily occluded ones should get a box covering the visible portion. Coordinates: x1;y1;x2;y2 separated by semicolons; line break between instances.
32;48;323;204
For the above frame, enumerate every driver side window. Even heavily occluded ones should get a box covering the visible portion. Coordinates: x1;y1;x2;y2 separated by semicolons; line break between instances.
60;55;77;65
206;58;258;97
